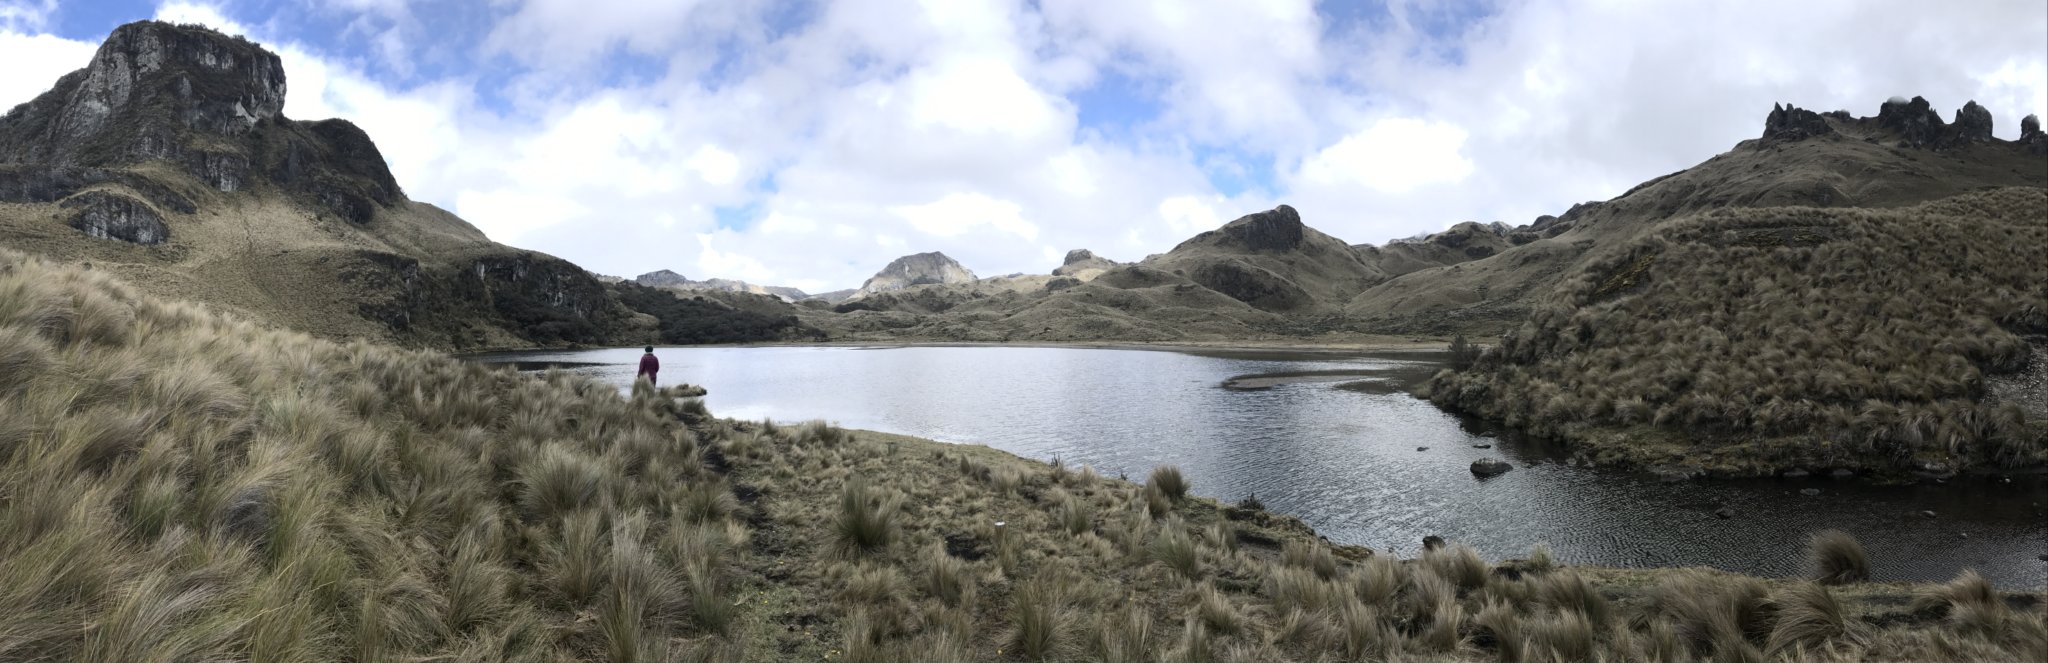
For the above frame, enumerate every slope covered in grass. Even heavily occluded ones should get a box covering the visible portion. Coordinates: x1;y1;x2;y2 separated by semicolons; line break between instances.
1426;187;2048;477
3;248;2043;661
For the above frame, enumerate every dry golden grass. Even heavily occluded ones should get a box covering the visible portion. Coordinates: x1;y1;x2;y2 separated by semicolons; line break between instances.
1429;187;2048;475
1;246;2039;662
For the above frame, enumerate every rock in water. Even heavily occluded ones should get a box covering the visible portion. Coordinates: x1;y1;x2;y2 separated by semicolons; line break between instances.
1470;458;1512;478
1800;488;1822;496
1423;535;1446;551
1714;507;1735;519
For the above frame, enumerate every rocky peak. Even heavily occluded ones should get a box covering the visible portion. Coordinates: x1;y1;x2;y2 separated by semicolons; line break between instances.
850;251;978;299
1053;248;1122;279
5;21;284;164
0;20;405;235
1762;102;1834;142
1950;101;1993;143
1214;205;1305;252
2023;114;2042;140
1877;96;1947;146
1063;249;1098;265
635;269;690;287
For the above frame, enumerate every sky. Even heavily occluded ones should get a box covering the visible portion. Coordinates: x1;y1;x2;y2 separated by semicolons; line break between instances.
2;1;2044;294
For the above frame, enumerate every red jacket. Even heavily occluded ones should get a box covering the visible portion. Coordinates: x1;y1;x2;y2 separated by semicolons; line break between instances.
637;353;659;383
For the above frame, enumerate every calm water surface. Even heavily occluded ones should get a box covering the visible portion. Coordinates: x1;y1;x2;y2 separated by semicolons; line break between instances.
476;346;2048;589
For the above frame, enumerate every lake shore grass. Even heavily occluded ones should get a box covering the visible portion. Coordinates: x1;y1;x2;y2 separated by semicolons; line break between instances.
4;246;2043;661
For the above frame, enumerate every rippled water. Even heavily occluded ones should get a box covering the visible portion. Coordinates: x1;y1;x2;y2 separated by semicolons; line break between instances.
475;345;2048;589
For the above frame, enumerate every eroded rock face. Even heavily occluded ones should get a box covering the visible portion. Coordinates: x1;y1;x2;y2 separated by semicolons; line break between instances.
61;190;168;244
1763;102;1834;142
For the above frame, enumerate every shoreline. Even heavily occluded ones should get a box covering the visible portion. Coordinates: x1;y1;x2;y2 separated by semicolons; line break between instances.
835;427;2048;593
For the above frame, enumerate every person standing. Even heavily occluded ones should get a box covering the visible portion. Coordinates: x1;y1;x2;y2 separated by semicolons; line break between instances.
637;346;660;386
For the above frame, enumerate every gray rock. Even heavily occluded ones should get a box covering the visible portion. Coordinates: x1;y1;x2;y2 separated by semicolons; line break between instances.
61;190;167;244
1782;468;1810;479
1714;507;1734;519
1423;535;1446;551
2024;114;2043;139
1920;510;1937;519
1470;458;1513;478
1800;488;1822;496
1471;444;1492;449
1829;469;1854;479
1417;446;1429;452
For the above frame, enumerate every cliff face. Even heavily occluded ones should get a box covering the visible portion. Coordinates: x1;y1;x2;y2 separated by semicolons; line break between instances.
849;251;977;300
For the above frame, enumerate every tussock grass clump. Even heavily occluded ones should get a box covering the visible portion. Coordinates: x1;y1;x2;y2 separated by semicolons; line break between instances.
1765;581;1853;656
1807;529;1871;585
833;479;897;557
1009;572;1075;660
1150;524;1203;580
1422;543;1490;593
1149;465;1190;500
1912;569;2010;637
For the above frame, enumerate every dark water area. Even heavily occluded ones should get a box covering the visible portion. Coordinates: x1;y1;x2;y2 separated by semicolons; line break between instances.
474;345;2048;589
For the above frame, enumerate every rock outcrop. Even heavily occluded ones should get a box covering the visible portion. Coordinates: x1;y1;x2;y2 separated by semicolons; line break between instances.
1951;101;1994;143
1052;248;1121;281
1877;96;1946;146
2022;114;2045;155
635;269;690;287
1763;103;1834;142
61;190;168;244
849;251;977;300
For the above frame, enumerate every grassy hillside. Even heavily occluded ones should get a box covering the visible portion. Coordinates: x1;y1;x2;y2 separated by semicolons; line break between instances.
1426;187;2048;477
4;247;2044;661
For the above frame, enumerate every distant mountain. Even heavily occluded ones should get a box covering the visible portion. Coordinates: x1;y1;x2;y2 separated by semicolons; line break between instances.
0;21;812;349
1138;205;1390;313
847;251;976;300
632;269;810;301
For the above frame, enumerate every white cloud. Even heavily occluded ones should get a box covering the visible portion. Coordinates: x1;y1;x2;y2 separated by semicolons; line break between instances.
0;30;94;111
686;145;741;186
892;192;1039;241
1297;118;1474;193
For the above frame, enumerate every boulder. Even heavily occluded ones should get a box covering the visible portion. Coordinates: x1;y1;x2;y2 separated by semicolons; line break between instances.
1782;468;1810;479
1651;464;1705;482
1423;535;1446;551
1829;469;1854;480
1800;488;1822;496
1470;458;1512;478
1714;507;1735;519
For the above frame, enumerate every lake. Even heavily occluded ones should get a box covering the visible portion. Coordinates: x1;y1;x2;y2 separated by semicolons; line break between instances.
474;345;2048;589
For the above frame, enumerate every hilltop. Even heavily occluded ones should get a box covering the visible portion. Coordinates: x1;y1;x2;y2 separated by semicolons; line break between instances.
0;21;810;350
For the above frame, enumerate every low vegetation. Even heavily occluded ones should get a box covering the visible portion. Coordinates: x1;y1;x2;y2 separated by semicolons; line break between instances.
1428;187;2048;476
2;247;2042;661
